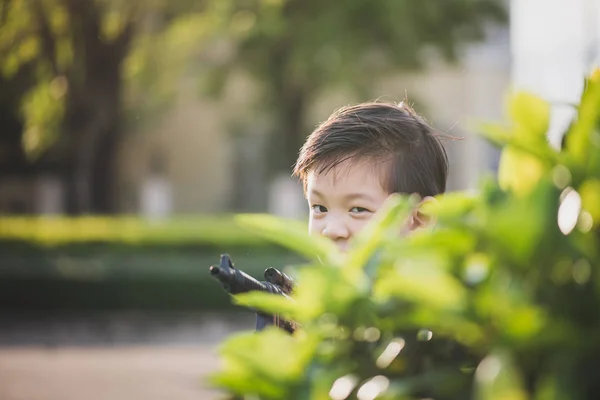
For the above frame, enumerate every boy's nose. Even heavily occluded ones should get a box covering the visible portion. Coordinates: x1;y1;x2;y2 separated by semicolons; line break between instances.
322;219;350;241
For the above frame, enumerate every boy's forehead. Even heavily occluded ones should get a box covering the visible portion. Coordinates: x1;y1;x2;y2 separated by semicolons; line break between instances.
306;158;390;193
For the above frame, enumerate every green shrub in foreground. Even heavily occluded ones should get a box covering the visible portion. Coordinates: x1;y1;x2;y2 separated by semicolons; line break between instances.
209;70;600;400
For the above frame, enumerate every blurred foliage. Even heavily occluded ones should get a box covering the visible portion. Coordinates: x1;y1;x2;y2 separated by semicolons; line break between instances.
200;0;508;172
0;0;222;213
0;0;216;161
1;0;132;158
209;70;600;399
205;0;507;92
122;6;216;127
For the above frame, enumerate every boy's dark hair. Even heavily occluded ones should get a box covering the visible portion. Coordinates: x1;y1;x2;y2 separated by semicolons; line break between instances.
292;101;450;198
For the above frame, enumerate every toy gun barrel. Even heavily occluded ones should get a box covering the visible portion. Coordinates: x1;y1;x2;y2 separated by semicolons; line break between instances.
209;254;288;296
209;254;298;334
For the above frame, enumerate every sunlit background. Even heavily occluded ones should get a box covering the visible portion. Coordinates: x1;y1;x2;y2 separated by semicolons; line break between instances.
0;0;599;399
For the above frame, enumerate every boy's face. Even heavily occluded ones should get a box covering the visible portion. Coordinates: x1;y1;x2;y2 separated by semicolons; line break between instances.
305;159;392;252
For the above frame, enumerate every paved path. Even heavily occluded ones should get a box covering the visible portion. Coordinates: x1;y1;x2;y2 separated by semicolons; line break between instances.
0;312;255;400
0;345;224;400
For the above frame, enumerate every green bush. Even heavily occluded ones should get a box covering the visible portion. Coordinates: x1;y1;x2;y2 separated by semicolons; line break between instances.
208;70;600;399
0;215;308;312
0;240;305;312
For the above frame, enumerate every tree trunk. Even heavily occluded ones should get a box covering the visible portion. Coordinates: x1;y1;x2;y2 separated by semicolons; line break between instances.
64;93;122;215
267;92;308;177
91;120;121;213
266;38;311;179
62;6;132;215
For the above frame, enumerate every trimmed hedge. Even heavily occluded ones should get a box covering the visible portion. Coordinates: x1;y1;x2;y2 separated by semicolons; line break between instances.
0;214;280;246
0;237;306;312
0;214;309;312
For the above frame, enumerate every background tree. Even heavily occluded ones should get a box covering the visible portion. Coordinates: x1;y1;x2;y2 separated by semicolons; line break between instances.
202;0;508;178
0;0;210;214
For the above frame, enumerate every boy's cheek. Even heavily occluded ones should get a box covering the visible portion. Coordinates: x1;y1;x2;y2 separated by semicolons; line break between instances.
307;218;321;236
352;219;371;236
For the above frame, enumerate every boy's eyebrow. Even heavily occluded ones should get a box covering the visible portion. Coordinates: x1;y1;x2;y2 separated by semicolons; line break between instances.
308;189;374;202
308;189;325;198
344;193;375;201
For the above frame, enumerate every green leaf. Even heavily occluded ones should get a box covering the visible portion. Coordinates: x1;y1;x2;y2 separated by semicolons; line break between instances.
477;122;559;165
565;70;600;166
482;178;561;266
475;274;548;344
235;213;342;265
503;305;547;342
420;191;478;221
474;351;529;400
233;291;299;321
385;228;476;261
498;147;546;197
210;327;317;398
406;308;487;348
290;265;364;322
533;375;563;400
579;179;600;225
373;253;467;312
507;90;551;138
345;194;416;276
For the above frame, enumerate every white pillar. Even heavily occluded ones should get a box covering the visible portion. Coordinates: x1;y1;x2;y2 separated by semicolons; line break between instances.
594;0;600;65
34;175;65;215
268;174;307;220
140;175;173;220
511;0;599;148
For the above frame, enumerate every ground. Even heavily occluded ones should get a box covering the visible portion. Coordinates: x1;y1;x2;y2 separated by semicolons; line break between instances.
0;312;254;400
0;345;223;400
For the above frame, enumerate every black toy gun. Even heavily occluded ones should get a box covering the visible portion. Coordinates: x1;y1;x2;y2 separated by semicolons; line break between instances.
209;254;297;334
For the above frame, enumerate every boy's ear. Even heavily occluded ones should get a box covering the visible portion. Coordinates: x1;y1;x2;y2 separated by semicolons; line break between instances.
409;196;437;230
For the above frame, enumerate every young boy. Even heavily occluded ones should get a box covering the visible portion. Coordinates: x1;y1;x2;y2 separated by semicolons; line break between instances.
256;100;449;332
292;100;449;251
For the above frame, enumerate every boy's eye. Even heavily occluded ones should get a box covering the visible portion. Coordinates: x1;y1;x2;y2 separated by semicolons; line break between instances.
350;207;371;213
311;205;327;213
